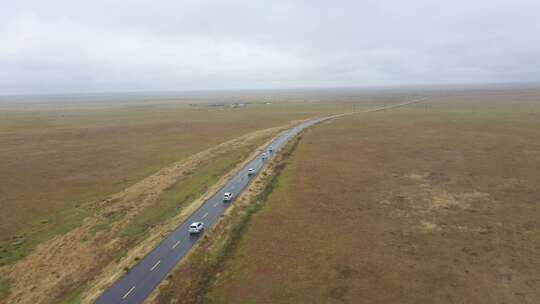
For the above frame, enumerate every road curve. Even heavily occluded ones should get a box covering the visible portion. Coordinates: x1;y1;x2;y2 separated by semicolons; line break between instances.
95;98;426;304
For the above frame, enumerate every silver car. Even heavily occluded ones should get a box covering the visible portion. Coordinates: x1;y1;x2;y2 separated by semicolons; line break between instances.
188;222;204;233
223;192;233;202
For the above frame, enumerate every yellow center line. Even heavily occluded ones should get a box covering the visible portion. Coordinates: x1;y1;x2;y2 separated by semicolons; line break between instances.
202;212;208;219
122;286;136;299
150;260;161;271
172;240;181;249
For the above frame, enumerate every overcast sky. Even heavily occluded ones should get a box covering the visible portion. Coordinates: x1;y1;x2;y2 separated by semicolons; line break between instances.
1;0;539;94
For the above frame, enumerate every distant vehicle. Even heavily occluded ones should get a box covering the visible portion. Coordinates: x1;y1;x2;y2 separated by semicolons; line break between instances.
268;146;274;153
247;168;255;176
223;192;233;202
261;152;268;160
188;222;204;233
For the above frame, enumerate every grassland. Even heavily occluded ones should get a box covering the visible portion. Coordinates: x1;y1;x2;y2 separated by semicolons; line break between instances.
1;111;285;304
0;98;357;266
157;90;540;303
0;91;407;303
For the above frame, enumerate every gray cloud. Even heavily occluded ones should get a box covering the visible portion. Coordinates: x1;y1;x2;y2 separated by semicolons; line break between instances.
1;0;539;94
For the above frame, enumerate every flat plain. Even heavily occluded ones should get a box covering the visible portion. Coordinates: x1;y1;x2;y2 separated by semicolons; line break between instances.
0;90;402;303
193;90;540;304
0;97;344;263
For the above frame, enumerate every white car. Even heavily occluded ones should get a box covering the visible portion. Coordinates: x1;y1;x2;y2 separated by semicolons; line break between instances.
268;147;274;153
261;153;268;160
247;168;255;176
223;192;233;202
189;222;204;234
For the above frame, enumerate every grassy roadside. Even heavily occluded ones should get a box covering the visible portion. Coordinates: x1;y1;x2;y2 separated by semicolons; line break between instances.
60;132;274;304
151;132;304;304
120;136;268;243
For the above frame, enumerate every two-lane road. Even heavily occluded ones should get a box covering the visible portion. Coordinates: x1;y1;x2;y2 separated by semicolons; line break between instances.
95;98;426;304
96;118;324;304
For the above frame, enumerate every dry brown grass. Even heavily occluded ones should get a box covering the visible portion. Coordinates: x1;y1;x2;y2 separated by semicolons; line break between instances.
183;91;540;304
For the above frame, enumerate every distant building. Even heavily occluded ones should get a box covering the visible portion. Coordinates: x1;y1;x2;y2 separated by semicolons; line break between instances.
231;103;247;108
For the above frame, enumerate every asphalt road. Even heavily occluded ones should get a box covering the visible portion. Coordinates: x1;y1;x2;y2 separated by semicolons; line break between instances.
95;98;425;304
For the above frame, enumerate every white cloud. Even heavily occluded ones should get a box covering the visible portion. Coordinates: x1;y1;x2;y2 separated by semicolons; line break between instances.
1;0;539;94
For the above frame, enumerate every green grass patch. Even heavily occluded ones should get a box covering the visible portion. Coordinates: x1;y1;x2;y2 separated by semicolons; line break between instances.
57;287;84;304
0;277;10;301
0;204;91;266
